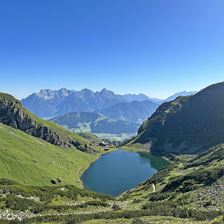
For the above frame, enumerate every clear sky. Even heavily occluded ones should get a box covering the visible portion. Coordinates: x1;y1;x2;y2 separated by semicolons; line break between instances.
0;0;224;99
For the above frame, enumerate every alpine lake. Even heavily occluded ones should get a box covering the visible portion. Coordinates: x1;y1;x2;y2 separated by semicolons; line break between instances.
81;149;169;196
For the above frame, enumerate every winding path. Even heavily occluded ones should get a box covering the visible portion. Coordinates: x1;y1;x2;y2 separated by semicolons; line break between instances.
152;184;156;193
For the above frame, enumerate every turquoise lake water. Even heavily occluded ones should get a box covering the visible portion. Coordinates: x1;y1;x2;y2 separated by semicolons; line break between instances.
81;149;169;196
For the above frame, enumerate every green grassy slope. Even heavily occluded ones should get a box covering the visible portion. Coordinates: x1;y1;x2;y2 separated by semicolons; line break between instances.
0;93;100;152
0;123;97;187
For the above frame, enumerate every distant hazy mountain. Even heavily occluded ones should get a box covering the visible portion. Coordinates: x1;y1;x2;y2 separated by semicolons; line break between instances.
21;88;195;121
21;88;151;118
148;98;163;104
50;112;101;129
98;100;159;123
164;91;196;102
21;88;73;119
50;112;140;134
122;94;149;102
143;92;196;105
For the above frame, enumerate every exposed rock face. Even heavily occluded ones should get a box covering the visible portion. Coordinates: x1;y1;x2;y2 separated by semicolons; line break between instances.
0;95;91;152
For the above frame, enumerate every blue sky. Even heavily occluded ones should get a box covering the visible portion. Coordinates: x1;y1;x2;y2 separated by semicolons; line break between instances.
0;0;224;99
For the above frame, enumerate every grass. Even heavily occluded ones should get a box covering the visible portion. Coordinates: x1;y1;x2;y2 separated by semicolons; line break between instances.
0;123;97;187
82;216;211;224
0;93;223;223
0;178;114;223
0;92;100;151
123;144;224;215
0;137;223;223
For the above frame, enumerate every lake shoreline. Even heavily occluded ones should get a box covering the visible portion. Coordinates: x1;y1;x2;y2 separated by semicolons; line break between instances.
80;149;169;197
79;148;118;188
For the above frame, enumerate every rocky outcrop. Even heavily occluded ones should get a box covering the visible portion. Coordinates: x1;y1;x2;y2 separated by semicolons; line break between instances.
0;95;92;152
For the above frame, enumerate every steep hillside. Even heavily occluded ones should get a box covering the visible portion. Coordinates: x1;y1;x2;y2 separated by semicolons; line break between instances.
98;100;159;123
132;82;224;155
0;93;97;152
0;123;96;186
21;88;150;118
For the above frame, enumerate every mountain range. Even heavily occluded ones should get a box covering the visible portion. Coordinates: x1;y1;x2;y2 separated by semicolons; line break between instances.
21;88;154;118
21;88;195;122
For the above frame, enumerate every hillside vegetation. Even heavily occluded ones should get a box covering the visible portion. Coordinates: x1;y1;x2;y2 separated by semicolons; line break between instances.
0;93;98;152
0;123;96;187
0;84;224;223
123;144;224;220
0;142;223;223
131;82;224;155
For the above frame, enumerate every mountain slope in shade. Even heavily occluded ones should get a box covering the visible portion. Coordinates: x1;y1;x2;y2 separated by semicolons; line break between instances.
98;100;159;123
0;92;97;152
21;88;150;118
50;112;140;134
132;82;224;155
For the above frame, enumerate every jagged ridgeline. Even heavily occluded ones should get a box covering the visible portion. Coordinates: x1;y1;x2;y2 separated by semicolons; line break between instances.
0;93;98;152
132;82;224;155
